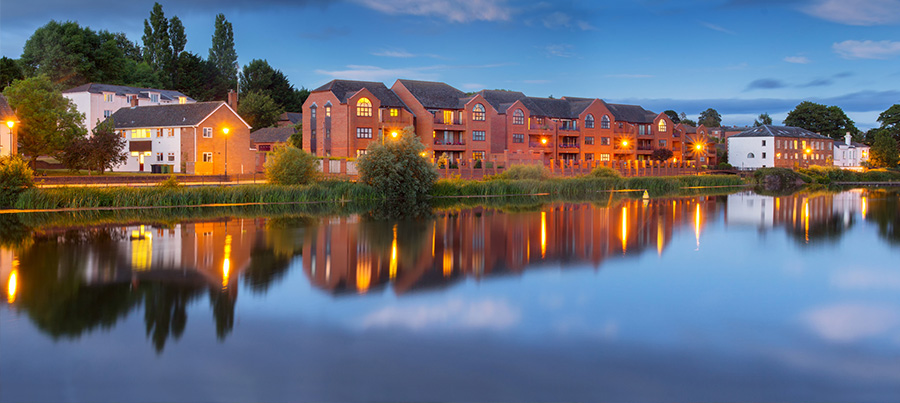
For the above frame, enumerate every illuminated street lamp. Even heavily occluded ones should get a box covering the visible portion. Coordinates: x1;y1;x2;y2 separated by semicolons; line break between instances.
222;127;230;177
541;137;548;145
5;120;14;156
694;142;704;173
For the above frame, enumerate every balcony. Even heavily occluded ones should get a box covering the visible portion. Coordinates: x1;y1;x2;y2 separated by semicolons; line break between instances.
559;142;580;149
433;112;463;126
637;145;654;151
559;122;579;131
529;142;553;148
433;139;467;150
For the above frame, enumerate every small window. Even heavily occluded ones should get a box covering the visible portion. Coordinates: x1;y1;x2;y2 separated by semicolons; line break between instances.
203;127;212;138
131;129;150;139
390;108;398;117
658;139;667;147
310;106;317;120
178;97;187;104
473;130;485;141
658;120;666;132
600;153;610;161
103;110;112;118
747;153;755;158
202;152;213;162
156;153;163;162
104;93;114;102
584;153;594;161
150;94;159;103
473;104;486;121
168;128;174;137
357;149;367;157
473;151;485;160
585;114;594;129
356;127;373;139
512;133;524;143
600;137;610;145
513;109;524;125
762;152;767;159
601;115;610;129
357;98;372;117
156;128;163;137
618;122;623;129
325;105;331;117
762;140;766;146
168;153;175;162
585;136;594;145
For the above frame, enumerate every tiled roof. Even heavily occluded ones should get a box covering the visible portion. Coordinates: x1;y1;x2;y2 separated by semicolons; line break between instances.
251;126;295;143
605;102;657;123
62;83;194;102
280;112;302;124
397;79;467;109
730;125;832;139
520;97;581;119
108;102;244;129
478;89;527;112
312;79;408;109
678;124;698;134
0;94;15;121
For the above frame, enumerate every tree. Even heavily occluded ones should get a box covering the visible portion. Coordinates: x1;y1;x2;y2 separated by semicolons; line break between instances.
2;75;86;167
869;130;899;168
698;108;722;127
681;118;697;126
783;101;857;140
240;59;303;111
209;14;238;90
877;104;900;135
87;119;127;174
169;16;187;58
357;126;438;201
264;145;317;185
237;91;283;130
651;148;674;161
142;3;171;74
0;57;24;90
663;110;680;124
754;112;772;126
289;122;302;149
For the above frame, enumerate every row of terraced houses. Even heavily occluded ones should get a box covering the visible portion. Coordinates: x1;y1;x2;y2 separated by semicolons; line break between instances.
303;79;717;166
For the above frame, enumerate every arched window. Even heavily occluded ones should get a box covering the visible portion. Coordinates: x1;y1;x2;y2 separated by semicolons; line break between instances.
601;115;610;129
357;97;372;117
473;104;486;121
513;109;524;125
658;120;667;133
747;153;755;158
585;114;595;129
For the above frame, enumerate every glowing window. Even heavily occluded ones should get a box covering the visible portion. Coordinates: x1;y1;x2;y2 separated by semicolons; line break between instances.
389;108;398;117
513;109;524;125
202;152;213;162
473;104;486;121
325;105;331;117
357;98;372;117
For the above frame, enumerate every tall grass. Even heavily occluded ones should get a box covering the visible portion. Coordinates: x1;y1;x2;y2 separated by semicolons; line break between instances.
432;175;744;198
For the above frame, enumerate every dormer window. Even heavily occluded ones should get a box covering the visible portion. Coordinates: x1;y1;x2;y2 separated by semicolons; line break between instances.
473;104;485;121
658;120;666;133
178;96;187;104
357;98;372;117
585;114;594;129
513;109;524;125
150;94;159;103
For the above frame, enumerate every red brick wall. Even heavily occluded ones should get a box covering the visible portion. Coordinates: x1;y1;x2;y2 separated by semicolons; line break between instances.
191;105;254;175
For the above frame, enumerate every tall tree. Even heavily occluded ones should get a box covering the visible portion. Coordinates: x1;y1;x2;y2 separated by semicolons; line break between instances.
754;112;773;126
698;108;722;127
869;130;899;168
209;14;238;91
142;2;171;74
2;75;87;167
240;59;303;111
783;101;857;140
663;110;680;124
877;104;900;135
0;57;23;90
237;91;283;130
169;16;187;57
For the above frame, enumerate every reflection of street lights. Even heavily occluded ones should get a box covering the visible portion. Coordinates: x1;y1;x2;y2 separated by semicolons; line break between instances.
222;127;230;176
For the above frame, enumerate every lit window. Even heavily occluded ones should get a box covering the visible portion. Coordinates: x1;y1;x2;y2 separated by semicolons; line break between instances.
585;136;595;145
473;151;485;160
389;108;398;117
473;104;485;121
658;120;666;132
601;115;610;129
179;97;187;104
473;130;485;141
203;127;212;138
443;110;454;124
168;128;174;137
357;149;367;157
156;128;163;137
131;129;151;139
585;114;594;129
512;133;524;143
325;105;331;117
600;153;610;161
202;152;213;162
513;109;524;125
104;93;114;102
357;98;372;117
357;127;373;139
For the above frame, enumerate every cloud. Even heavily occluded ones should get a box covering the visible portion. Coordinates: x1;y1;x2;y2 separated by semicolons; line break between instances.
802;0;900;25
803;303;900;342
361;299;520;331
833;40;900;59
315;62;509;81
371;49;416;58
544;44;575;58
799;78;833;87
538;11;594;30
352;0;512;23
832;269;900;290
784;56;811;64
746;78;788;90
700;21;736;34
461;83;484;90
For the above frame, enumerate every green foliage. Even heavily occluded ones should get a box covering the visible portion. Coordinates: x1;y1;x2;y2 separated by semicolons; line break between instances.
490;164;550;181
159;174;180;188
651;148;674;161
752;168;811;189
264;145;317;185
799;165;900;184
169;16;186;56
432;175;743;198
663;110;680;124
698;108;722;127
142;3;171;73
0;155;35;207
59;119;127;174
238;90;283;130
289;122;303;149
357;126;438;201
0;57;24;90
208;14;237;89
2;75;87;166
754;112;773;126
240;59;304;112
588;166;622;178
783;101;858;140
877;104;900;134
681;118;697;126
870;130;899;168
717;162;733;169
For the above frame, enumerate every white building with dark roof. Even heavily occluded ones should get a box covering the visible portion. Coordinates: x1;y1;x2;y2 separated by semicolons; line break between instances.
63;83;195;132
833;133;869;169
728;125;834;169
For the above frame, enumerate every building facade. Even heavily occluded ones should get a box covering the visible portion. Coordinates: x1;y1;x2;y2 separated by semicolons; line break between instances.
108;102;254;175
63;83;195;132
833;133;870;169
728;125;834;169
250;126;296;172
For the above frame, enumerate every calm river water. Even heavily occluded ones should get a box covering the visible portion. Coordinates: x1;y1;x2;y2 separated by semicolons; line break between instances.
1;189;899;402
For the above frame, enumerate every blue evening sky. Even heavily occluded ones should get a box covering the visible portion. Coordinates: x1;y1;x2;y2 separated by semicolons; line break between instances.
1;0;899;128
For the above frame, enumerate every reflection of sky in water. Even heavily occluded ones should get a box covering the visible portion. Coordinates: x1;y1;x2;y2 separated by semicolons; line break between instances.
2;190;899;402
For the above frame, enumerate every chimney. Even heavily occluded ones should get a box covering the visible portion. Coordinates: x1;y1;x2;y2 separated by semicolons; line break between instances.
227;90;238;110
845;132;851;145
130;96;138;107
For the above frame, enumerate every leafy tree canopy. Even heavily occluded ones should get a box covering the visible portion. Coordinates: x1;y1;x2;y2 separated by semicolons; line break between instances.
0;57;24;90
237;90;283;130
651;148;674;161
869;130;899;168
663;110;680;124
698;108;722;128
240;59;303;112
877;104;900;134
783;101;857;140
754;112;773;126
357;126;438;201
209;14;237;89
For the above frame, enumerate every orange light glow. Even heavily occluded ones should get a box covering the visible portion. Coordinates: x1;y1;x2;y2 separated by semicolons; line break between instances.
130;225;152;271
223;127;230;135
391;131;398;138
7;267;17;304
803;200;810;244
622;140;629;147
805;148;811;154
541;138;548;145
861;196;867;220
621;206;628;254
541;211;547;258
5;121;13;129
390;225;398;280
694;202;701;249
222;235;232;288
443;250;453;277
694;143;703;151
657;217;664;257
357;259;371;293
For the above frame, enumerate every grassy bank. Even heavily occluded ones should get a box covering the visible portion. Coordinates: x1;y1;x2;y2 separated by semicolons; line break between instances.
432;175;745;198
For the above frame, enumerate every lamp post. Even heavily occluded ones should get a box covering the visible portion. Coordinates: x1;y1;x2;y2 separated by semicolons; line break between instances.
805;148;812;168
223;127;230;177
694;142;704;174
5;120;14;157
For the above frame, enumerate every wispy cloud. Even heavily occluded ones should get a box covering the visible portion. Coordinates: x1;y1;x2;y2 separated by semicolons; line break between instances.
604;74;654;78
538;11;595;30
700;21;736;35
361;299;520;331
544;44;575;58
784;55;811;64
315;62;510;81
746;78;788;90
801;0;900;26
371;49;416;58
352;0;512;23
799;78;833;87
833;40;900;59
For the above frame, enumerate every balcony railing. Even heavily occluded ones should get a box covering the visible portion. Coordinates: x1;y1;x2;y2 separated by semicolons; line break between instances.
529;142;553;148
559;143;580;148
637;145;654;151
434;139;466;146
433;115;463;125
559;123;579;131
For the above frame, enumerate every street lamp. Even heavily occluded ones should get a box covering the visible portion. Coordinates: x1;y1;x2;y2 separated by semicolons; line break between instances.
5;120;14;156
694;142;704;173
222;127;230;177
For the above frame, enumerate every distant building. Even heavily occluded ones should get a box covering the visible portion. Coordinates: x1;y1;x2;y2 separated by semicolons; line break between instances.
276;112;302;127
107;102;253;174
63;83;195;132
709;126;751;141
0;94;17;157
728;125;833;169
833;133;870;169
250;125;296;172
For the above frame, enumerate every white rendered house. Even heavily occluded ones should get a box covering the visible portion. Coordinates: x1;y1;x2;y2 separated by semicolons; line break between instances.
833;133;869;169
728;125;833;169
62;83;195;132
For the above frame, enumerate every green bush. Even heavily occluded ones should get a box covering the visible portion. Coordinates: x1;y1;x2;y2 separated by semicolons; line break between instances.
158;174;180;188
588;166;622;178
264;145;318;185
0;155;35;207
717;162;733;169
356;126;437;201
491;164;550;181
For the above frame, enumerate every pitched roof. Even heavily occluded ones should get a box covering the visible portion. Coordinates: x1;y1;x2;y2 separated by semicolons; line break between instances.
730;125;833;139
604;102;657;123
251;126;296;144
677;124;698;134
478;89;527;112
108;102;249;129
279;112;302;124
397;79;467;109
312;79;408;109
62;83;194;102
0;94;15;121
519;97;582;119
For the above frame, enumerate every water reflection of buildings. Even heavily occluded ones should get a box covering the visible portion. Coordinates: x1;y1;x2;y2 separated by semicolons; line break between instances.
302;197;723;296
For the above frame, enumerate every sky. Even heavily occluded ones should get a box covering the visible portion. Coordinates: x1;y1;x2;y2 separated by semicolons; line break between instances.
1;0;899;129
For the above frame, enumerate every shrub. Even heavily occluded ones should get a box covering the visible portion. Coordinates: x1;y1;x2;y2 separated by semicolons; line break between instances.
491;164;550;181
474;159;482;169
159;174;180;188
265;145;318;185
0;155;35;207
356;126;438;201
717;162;733;169
588;166;622;178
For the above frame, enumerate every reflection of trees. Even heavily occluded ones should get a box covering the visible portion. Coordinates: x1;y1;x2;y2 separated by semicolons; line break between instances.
868;194;900;245
0;215;32;249
209;288;235;340
787;212;852;245
141;283;204;354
